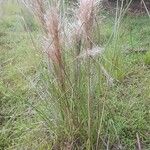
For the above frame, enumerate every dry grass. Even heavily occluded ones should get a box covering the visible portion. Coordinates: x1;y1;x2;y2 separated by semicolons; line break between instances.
44;7;65;88
22;0;65;88
76;0;97;49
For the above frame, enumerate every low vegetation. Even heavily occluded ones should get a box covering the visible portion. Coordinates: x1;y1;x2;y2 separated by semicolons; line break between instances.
0;0;150;149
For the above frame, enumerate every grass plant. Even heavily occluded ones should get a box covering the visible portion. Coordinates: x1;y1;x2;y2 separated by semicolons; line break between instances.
0;0;150;149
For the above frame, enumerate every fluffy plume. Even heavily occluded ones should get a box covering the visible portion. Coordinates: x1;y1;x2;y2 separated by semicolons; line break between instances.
77;0;97;43
44;7;65;88
78;46;104;58
44;7;62;65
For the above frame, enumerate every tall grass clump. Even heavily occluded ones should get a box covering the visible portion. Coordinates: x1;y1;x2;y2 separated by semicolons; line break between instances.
20;0;130;149
0;0;150;149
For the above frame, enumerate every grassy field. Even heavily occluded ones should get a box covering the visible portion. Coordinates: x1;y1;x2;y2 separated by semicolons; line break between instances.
0;1;150;150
